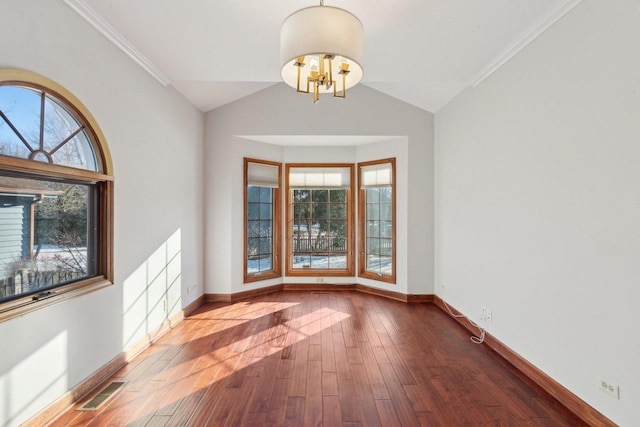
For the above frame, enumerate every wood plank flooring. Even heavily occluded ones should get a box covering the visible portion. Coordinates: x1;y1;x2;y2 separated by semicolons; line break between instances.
48;291;585;426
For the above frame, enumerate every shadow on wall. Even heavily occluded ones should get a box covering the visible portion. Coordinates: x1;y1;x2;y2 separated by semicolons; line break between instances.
0;331;69;426
122;229;183;350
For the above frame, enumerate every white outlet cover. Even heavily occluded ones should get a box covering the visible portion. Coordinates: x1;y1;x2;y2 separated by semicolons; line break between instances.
599;379;620;399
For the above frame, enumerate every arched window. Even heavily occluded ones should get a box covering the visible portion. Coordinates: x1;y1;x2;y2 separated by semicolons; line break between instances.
0;69;114;321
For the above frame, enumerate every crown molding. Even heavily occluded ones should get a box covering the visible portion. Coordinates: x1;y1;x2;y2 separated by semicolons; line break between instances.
62;0;171;87
469;0;583;88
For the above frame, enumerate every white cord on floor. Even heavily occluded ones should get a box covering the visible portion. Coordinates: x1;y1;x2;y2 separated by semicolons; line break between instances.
442;300;485;344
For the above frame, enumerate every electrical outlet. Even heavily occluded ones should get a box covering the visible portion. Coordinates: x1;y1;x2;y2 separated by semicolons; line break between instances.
485;308;493;322
480;306;486;321
599;379;620;399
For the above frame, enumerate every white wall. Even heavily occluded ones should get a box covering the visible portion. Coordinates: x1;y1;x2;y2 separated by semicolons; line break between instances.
0;1;204;426
205;84;432;296
435;1;640;425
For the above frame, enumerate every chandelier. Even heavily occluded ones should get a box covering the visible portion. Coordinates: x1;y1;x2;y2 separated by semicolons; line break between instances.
280;0;364;103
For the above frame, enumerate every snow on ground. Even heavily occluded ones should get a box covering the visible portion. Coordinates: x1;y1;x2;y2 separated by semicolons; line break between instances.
248;255;392;274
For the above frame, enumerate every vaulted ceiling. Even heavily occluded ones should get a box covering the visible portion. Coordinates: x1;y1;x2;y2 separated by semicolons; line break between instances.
63;0;581;113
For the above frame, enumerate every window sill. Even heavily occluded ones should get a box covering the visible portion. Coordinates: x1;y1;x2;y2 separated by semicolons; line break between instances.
244;271;282;284
286;269;355;277
0;276;112;323
358;271;396;284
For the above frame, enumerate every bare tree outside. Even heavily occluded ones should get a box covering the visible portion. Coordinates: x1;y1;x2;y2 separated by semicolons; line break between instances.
292;188;348;269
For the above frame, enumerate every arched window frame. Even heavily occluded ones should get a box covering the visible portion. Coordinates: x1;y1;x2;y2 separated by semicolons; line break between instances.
0;69;114;322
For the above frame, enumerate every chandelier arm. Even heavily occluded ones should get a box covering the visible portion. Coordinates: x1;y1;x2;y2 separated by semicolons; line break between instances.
334;72;347;99
296;63;303;93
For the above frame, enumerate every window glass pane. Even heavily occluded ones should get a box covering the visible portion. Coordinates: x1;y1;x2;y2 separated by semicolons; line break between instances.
330;204;346;219
0;86;40;150
379;187;392;203
380;203;392;221
293;255;311;269
247;237;260;256
293;189;309;202
260;257;272;272
329;219;347;236
0;116;32;158
259;202;272;220
293;222;307;236
259;220;272;237
380;239;393;256
310;255;329;269
366;188;379;203
381;221;393;238
329;189;346;203
366;254;381;271
247;221;260;238
43;96;81;152
248;253;272;274
367;203;379;221
366;255;393;274
330;236;346;252
293;204;306;219
247;186;260;202
328;255;347;269
259;187;271;201
51;131;97;171
367;220;379;237
367;237;380;254
259;238;272;255
0;174;96;303
311;189;328;202
379;256;392;274
312;203;327;219
247;202;259;220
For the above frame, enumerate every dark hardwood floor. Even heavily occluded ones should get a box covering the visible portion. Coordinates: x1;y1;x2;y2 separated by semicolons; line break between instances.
48;291;585;426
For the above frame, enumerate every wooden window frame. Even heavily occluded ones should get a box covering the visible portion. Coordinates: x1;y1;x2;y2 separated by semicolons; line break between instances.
358;158;396;283
243;158;282;283
285;163;355;277
0;69;114;323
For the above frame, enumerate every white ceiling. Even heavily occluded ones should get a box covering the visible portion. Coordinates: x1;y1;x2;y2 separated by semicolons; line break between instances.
63;0;581;113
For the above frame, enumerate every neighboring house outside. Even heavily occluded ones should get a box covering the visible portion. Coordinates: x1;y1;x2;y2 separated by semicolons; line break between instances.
0;176;60;298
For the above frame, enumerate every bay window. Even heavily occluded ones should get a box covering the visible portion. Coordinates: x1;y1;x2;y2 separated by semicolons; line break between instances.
286;164;354;276
244;158;281;282
358;159;395;283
